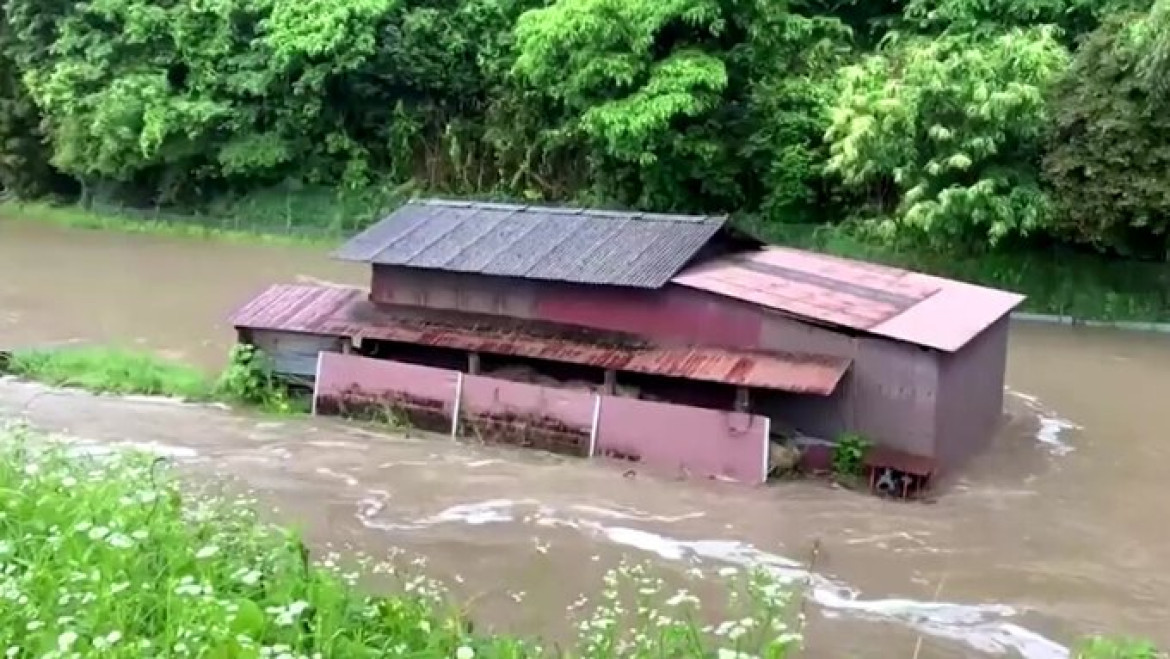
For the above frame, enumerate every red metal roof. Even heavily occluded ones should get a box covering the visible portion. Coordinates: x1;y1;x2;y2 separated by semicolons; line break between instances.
671;248;1024;352
230;284;851;395
229;284;365;334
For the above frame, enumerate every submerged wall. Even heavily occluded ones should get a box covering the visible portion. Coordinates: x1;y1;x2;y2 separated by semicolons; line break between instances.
313;352;770;483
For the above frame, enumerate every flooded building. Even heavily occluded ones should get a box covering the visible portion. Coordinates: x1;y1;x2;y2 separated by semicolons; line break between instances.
230;199;1024;485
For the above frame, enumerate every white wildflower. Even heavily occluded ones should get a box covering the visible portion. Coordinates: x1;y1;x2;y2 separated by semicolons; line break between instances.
93;631;122;650
455;647;475;659
56;632;77;652
195;545;220;559
107;533;133;549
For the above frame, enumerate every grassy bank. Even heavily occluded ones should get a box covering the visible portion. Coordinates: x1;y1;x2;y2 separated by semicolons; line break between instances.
0;425;802;657
9;195;1170;323
1;345;299;413
0;200;333;248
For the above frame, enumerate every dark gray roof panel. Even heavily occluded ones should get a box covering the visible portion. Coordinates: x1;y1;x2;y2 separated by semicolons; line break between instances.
333;199;729;288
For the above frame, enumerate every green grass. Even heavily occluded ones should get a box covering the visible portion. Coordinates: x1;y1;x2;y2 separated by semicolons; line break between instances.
0;200;334;248
0;425;803;658
1;345;307;415
3;348;214;400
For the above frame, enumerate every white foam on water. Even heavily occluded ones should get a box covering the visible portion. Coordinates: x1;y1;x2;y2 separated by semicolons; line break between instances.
1007;388;1080;456
357;498;1070;659
315;467;359;487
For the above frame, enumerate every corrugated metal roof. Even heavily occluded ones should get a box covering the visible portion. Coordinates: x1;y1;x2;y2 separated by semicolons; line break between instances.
333;199;730;289
228;284;363;334
230;284;851;395
671;247;1025;352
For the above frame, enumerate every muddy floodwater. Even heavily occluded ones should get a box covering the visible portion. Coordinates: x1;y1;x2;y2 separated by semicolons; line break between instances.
3;218;1170;658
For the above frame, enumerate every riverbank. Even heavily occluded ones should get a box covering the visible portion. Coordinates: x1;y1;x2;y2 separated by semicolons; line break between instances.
7;198;1170;324
0;345;300;413
0;423;805;657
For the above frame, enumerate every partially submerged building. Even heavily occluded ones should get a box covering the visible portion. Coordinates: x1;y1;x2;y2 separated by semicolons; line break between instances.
230;199;1024;484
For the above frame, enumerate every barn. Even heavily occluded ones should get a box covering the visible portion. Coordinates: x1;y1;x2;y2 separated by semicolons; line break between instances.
229;199;1024;486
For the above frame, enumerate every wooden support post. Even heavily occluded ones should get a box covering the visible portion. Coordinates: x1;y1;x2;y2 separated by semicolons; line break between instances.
734;387;750;412
468;351;481;375
603;369;617;395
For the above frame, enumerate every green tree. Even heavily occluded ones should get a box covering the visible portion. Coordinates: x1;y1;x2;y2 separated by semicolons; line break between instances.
1043;11;1170;258
512;0;851;213
824;28;1069;247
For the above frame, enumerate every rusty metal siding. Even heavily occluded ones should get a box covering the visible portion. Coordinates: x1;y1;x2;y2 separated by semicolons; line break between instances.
371;266;765;349
372;266;539;320
752;305;940;456
233;283;847;394
849;338;940;457
934;315;1010;470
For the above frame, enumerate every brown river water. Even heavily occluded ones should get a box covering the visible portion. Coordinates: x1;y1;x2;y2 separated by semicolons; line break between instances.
2;219;1169;658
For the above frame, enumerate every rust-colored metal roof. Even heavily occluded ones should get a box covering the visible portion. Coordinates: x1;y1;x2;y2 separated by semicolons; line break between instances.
228;284;364;334
671;248;1024;352
230;284;851;395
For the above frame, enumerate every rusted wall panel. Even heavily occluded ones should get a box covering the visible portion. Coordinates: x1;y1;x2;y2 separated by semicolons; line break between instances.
370;266;763;348
314;352;459;431
461;374;595;456
755;308;940;457
596;397;769;484
849;338;939;456
934;316;1010;470
372;266;539;319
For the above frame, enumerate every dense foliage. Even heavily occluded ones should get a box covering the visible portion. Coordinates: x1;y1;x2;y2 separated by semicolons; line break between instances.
0;0;1167;256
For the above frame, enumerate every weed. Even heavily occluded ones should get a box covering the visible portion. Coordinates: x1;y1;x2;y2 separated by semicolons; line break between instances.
1077;636;1163;658
2;347;212;400
831;432;871;478
0;423;804;658
214;344;299;413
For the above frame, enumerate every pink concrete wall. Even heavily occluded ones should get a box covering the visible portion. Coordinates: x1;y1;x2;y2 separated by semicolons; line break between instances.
461;374;595;429
314;352;459;417
313;353;770;482
595;396;769;484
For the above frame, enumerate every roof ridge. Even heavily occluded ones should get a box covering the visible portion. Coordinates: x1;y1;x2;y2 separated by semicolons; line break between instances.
411;197;723;224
